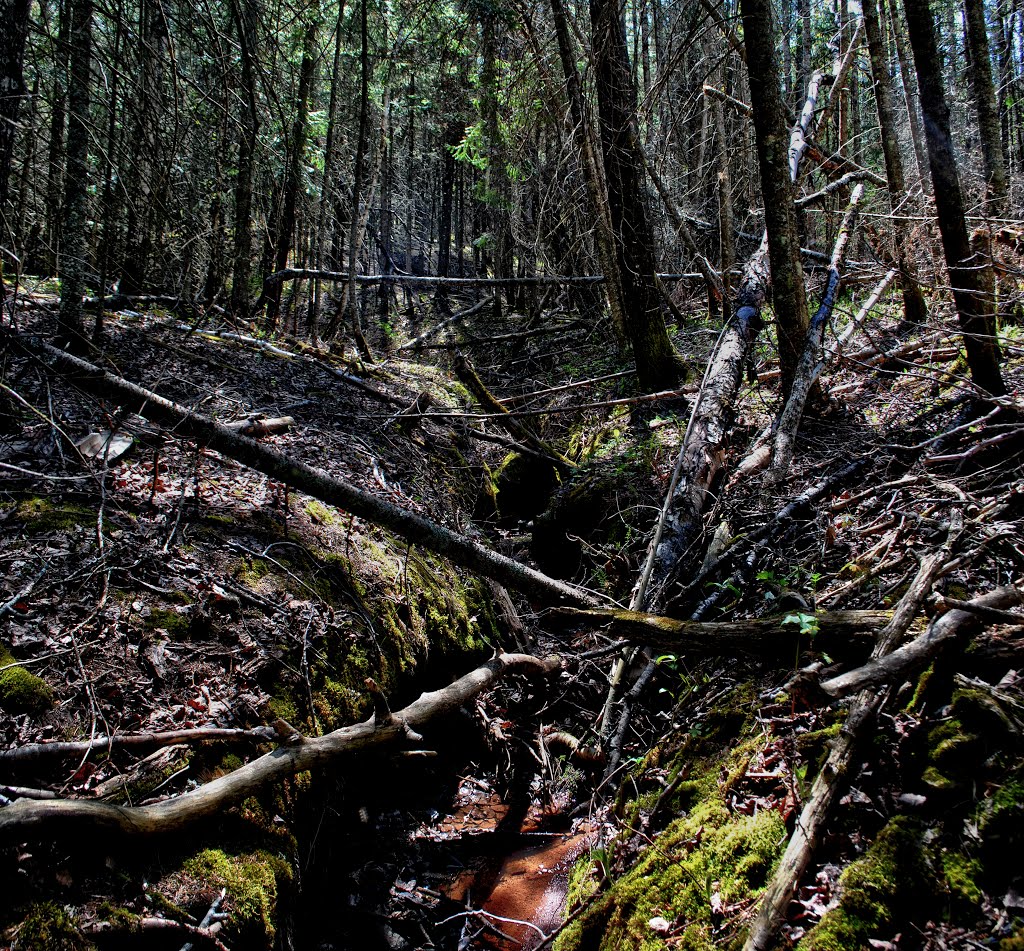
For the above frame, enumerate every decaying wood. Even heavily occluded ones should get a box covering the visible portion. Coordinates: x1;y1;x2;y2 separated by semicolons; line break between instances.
556;607;889;658
820;586;1023;698
744;519;961;951
768;183;865;481
5;331;600;609
83;916;229;951
0;652;561;842
223;415;294;437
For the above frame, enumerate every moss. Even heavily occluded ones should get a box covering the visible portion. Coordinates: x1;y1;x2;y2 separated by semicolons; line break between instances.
558;801;784;951
13;497;95;533
799;818;928;951
0;648;54;714
142;607;191;640
235;554;274;586
305;499;342;526
178;848;291;949
558;685;780;951
974;774;1024;874
11;902;91;950
941;852;983;906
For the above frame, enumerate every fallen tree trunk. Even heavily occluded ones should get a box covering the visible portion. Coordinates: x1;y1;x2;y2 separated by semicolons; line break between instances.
5;331;600;609
0;652;561;842
259;267;706;294
556;607;889;658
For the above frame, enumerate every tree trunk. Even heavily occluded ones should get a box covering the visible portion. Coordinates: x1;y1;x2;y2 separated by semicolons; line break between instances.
120;0;166;296
903;0;1006;396
0;0;30;301
740;0;810;400
590;0;680;391
340;0;373;358
229;0;259;320
265;20;317;331
862;0;928;329
964;0;1010;215
888;0;931;193
0;0;30;213
547;0;629;344
55;0;91;349
43;0;71;274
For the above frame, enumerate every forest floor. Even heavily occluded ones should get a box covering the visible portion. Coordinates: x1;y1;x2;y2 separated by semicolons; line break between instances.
1;278;1023;951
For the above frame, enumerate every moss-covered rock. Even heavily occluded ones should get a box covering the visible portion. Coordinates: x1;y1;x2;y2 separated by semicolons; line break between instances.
799;818;929;951
0;648;54;714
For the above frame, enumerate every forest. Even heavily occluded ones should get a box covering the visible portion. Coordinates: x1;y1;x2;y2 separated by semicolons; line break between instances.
0;0;1023;946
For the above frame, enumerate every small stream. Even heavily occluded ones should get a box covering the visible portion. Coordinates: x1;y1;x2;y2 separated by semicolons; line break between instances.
439;779;595;949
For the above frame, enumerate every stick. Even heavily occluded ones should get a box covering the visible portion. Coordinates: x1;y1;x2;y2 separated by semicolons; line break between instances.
0;653;561;842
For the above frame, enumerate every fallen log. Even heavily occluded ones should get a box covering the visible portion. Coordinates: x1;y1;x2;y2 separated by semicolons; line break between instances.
5;331;600;609
0;652;561;842
555;607;889;658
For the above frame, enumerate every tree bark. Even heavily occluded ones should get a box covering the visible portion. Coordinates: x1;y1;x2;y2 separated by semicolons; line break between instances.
964;0;1009;215
229;0;259;320
590;0;681;391
903;0;1006;396
740;0;810;400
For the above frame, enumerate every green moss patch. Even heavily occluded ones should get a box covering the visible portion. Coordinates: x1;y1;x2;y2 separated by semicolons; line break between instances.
171;848;291;949
0;648;54;714
9;902;91;951
799;818;928;951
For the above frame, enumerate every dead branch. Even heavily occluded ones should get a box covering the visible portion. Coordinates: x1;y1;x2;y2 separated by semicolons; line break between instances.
0;727;276;769
83;916;229;951
395;295;494;351
820;586;1023;698
453;354;575;469
769;183;865;481
223;415;294;437
0;653;561;843
5;331;600;609
744;519;962;951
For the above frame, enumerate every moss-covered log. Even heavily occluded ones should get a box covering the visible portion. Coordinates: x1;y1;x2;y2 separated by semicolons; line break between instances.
556;607;891;660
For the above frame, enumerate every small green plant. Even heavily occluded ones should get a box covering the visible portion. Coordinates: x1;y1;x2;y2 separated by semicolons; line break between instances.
781;612;820;638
